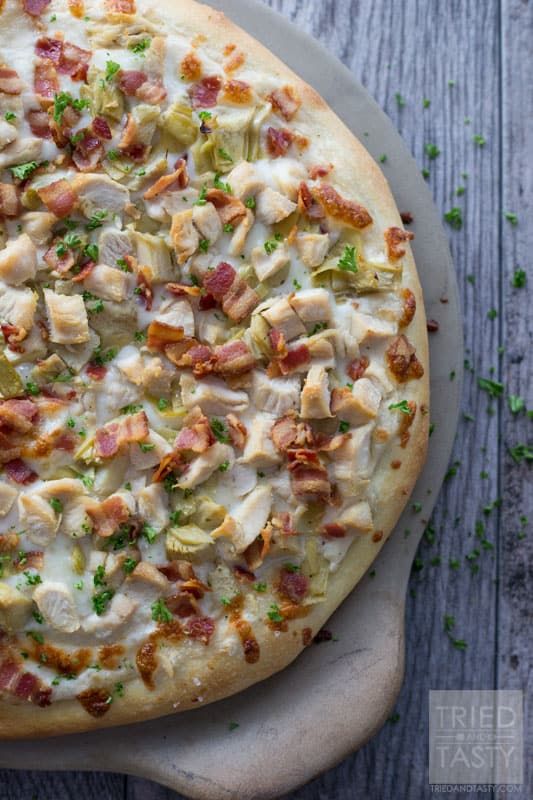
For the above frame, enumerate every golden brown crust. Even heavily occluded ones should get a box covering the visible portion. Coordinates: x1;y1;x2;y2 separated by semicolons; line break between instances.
0;0;429;738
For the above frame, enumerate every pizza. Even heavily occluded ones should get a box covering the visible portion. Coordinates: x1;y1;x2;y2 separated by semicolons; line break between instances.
0;0;428;737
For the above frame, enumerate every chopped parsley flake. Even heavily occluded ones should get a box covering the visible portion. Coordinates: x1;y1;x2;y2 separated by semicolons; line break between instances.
423;98;431;109
395;92;406;108
53;91;89;123
424;143;440;159
93;565;106;587
4;111;16;122
194;184;208;206
504;211;518;226
24;571;42;586
25;381;40;397
199;238;210;253
217;147;233;162
142;523;158;544
264;237;280;255
92;589;114;616
213;172;231;193
512;268;526;288
85;209;108;230
477;377;503;398
48;497;63;514
26;630;44;645
210;418;230;443
151;598;173;623
218;460;230;472
129;38;151;55
253;582;267;593
223;223;234;234
105;60;121;82
267;604;284;623
83;243;99;262
444;207;463;230
472;134;486;146
245;196;256;209
123;558;138;575
120;403;143;415
487;308;498;320
139;442;155;453
198;111;212;121
337;245;358;273
508;444;533;464
389;400;411;414
10;161;38;181
292;278;302;290
508;395;525;415
157;398;170;411
339;420;350;434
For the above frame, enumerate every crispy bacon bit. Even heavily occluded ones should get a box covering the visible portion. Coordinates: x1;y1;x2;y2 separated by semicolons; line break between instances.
427;318;439;333
166;591;199;618
76;687;112;718
278;343;310;375
146;320;184;352
43;240;76;274
287;451;331;503
94;411;149;460
35;37;62;63
72;260;96;283
386;335;424;382
385;226;414;261
266;126;294;158
180;52;202;82
88;495;132;538
0;399;37;430
268;328;287;357
400;211;414;225
202;262;259;323
37;179;76;218
72;132;105;173
165;281;201;298
85;362;107;381
22;0;51;16
4;459;38;485
91;116;112;140
27;109;51;139
135;269;153;311
0;655;51;707
0;183;19;218
398;400;417;448
222;79;252;105
323;523;346;538
278;568;309;603
165;339;214;375
347;355;369;381
175;410;215;454
271;415;312;453
136;77;167;105
143;159;189;200
183;615;215;644
0;66;24;95
398;288;417;328
213;340;256;376
226;413;247;449
36;38;91;81
297;182;325;220
309;163;333;180
311;184;373;229
189;75;222;108
157;559;195;582
118;69;147;96
205;188;246;225
268;85;301;121
34;60;59;103
198;292;217;311
1;323;26;353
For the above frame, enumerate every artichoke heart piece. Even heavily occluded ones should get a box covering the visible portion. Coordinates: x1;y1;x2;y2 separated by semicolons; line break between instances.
158;103;198;149
192;105;270;175
71;544;86;576
82;67;124;122
132;104;160;146
301;537;329;604
313;241;402;294
165;524;214;562
0;352;24;398
192;496;226;530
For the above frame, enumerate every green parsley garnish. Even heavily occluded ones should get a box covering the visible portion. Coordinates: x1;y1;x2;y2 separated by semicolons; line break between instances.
139;442;155;453
245;196;256;209
129;38;151;55
26;630;44;645
292;278;302;290
444;207;463;230
49;497;63;514
339;420;350;434
213;172;232;193
24;571;42;586
151;598;173;623
253;582;267;593
504;211;518;226
508;395;525;414
157;398;170;411
424;143;440;159
422;98;431;109
83;243;99;261
198;111;212;121
210;418;230;443
32;610;44;624
472;134;486;146
508;444;533;464
478;377;503;398
122;558;138;575
92;590;114;616
443;614;467;650
10;161;38;181
395;92;406;108
487;308;498;320
218;460;230;472
511;268;526;288
194;185;208;206
4;111;16;122
223;223;234;234
53;91;89;123
389;400;411;414
142;523;158;544
218;147;233;162
337;245;358;272
199;238;210;253
105;60;121;82
25;381;40;397
86;209;107;230
264;237;280;255
267;604;284;623
93;565;106;587
107;149;120;161
120;403;143;415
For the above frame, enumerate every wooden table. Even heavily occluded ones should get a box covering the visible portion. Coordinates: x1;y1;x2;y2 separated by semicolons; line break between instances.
1;1;531;798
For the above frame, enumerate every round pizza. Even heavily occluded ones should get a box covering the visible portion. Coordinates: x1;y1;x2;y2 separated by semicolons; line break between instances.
0;0;429;736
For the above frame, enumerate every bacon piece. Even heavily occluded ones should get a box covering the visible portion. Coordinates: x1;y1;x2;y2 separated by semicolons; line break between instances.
22;0;51;16
34;61;59;103
347;355;369;381
311;184;373;229
398;288;417;328
278;343;310;375
323;523;346;538
222;79;252;105
266;126;294;158
226;413;247;449
14;550;44;571
213;340;256;376
27;109;51;139
0;399;38;432
0;67;24;95
0;184;19;218
152;450;185;484
91;116;112;140
72;260;96;283
268;328;287;357
143;159;189;200
180;52;202;83
165;282;201;299
94;411;149;460
183;616;215;644
37;179;76;218
43;240;76;274
1;323;26;353
386;335;424;382
72;132;105;172
385;226;414;261
278;568;309;603
88;495;132;538
271;415;312;453
147;320;184;352
4;459;38;484
76;687;112;718
205;188;246;226
35;38;63;63
202;262;259;324
166;591;199;618
118;69;147;96
86;362;107;381
58;41;91;81
175;410;215;454
0;655;52;707
136;78;167;104
135;268;153;311
157;560;195;582
297;182;325;221
199;292;217;311
189;75;222;109
287;450;331;503
165;338;215;376
268;86;301;121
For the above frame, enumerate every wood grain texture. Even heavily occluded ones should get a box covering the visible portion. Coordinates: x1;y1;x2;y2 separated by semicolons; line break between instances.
0;1;530;799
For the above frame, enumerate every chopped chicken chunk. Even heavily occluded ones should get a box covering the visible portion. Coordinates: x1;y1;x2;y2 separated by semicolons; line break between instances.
261;297;306;340
226;161;266;200
0;137;41;169
0;482;17;516
33;581;80;633
178;442;234;489
251;370;300;415
338;501;374;533
331;378;381;426
0;284;37;330
20;212;56;247
192;201;222;244
300;365;332;418
44;289;90;345
0;234;37;285
83;264;129;302
295;232;330;268
156;296;195;337
290;288;332;323
138;482;170;531
170;209;199;264
251;241;290;281
221;484;272;553
239;413;281;469
0;583;31;632
82;593;137;637
255;187;296;225
350;311;397;344
180;373;249;415
72;173;130;217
